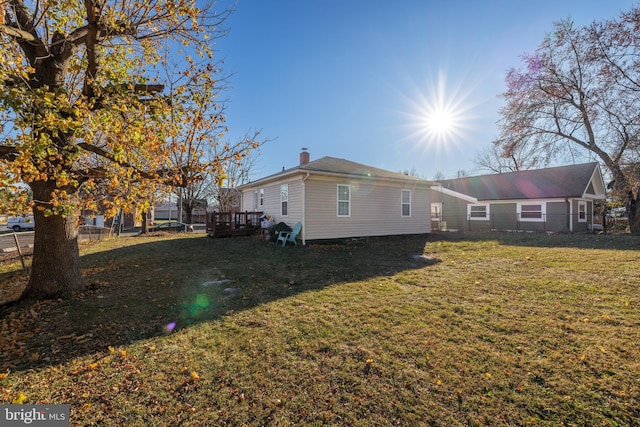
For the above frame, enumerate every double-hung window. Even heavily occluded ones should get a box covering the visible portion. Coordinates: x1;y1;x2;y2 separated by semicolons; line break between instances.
468;204;489;220
280;185;288;216
401;190;411;217
578;201;587;222
431;202;442;221
337;184;350;217
259;189;264;208
517;202;545;222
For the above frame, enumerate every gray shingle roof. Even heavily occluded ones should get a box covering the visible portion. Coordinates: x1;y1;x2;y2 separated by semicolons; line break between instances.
247;156;429;185
297;156;426;181
438;163;600;200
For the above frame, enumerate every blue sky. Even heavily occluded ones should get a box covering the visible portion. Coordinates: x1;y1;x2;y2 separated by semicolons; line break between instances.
217;1;636;180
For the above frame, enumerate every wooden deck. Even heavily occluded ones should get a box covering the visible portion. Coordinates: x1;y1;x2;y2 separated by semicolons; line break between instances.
206;211;263;238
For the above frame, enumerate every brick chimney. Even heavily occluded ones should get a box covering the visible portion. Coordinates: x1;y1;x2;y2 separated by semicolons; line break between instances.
300;148;310;165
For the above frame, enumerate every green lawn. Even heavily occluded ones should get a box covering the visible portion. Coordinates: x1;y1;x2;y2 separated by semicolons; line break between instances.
1;232;639;426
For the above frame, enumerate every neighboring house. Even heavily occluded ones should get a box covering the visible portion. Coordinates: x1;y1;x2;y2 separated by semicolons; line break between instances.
430;162;606;233
238;151;434;244
154;201;178;221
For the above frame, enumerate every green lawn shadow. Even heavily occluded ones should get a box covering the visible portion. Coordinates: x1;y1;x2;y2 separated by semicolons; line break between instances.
1;233;437;371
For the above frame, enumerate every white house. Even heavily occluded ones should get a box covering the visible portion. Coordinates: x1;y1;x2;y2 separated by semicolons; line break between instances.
238;151;433;244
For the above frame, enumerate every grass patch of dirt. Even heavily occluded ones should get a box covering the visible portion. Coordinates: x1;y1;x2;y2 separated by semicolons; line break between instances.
1;232;639;425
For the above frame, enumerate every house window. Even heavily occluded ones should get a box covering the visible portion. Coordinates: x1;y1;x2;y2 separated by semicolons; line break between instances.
337;184;350;217
578;201;587;222
431;202;442;221
253;190;258;211
468;204;489;220
259;189;264;207
401;190;411;217
518;202;545;222
280;185;288;216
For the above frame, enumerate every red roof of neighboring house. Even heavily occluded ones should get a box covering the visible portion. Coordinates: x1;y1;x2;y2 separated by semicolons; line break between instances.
437;163;604;200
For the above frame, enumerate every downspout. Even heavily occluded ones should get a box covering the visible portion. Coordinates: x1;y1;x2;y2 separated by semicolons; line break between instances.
302;172;309;245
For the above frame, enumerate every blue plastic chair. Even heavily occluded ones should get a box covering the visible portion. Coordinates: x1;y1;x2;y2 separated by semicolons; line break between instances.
277;222;302;247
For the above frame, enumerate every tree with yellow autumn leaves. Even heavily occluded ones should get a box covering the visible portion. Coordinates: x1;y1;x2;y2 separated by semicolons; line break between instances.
0;0;256;300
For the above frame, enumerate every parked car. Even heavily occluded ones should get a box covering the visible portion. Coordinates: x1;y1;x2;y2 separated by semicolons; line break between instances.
148;221;189;232
6;216;35;232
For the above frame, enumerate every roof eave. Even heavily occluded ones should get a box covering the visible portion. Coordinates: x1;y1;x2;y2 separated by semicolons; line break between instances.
240;168;433;189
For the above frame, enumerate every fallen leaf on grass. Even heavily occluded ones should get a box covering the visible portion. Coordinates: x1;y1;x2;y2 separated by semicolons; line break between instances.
12;393;27;404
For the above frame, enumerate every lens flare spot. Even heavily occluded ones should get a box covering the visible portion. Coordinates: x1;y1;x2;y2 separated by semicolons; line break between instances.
164;322;176;334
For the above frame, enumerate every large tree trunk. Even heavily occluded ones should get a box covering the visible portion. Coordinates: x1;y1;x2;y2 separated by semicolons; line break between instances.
611;168;640;234
20;180;83;300
626;193;640;234
185;206;193;224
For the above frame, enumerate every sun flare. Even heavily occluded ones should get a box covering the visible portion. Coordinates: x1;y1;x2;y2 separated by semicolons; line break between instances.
402;70;474;150
423;107;458;138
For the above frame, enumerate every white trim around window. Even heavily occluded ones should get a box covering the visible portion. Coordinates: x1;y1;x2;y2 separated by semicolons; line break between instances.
578;201;587;222
467;204;490;220
280;184;288;216
401;189;411;217
431;202;442;221
337;184;350;217
517;201;546;222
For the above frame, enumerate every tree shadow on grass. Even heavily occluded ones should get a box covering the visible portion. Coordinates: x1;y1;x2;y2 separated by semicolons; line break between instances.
0;233;439;372
430;230;640;251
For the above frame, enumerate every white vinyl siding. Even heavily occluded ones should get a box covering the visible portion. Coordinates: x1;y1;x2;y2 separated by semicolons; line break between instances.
401;190;411;217
468;204;489;220
241;180;302;226
304;177;430;240
337;184;350;217
241;174;431;242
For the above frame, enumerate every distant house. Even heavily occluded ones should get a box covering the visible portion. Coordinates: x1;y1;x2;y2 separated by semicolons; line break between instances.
238;151;433;244
430;163;606;233
154;201;179;221
154;199;207;223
